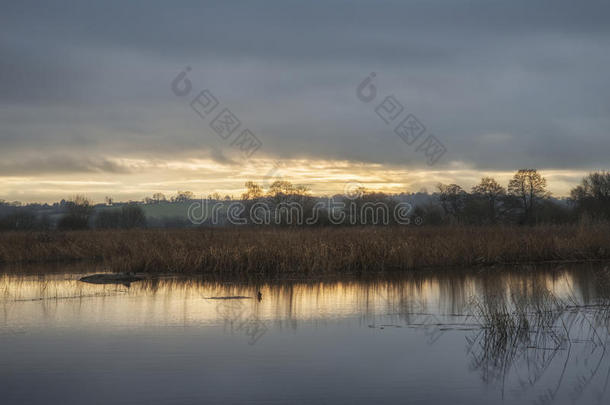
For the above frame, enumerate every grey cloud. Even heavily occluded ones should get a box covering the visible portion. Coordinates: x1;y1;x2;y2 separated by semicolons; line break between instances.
0;0;609;175
0;37;105;105
3;1;609;62
0;156;131;176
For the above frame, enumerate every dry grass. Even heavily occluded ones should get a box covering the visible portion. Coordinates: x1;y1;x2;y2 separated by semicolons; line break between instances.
0;224;609;276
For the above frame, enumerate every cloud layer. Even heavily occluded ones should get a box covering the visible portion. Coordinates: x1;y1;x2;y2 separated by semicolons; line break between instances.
1;0;609;201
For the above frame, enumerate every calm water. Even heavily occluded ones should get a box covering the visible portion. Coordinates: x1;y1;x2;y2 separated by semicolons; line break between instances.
1;264;610;404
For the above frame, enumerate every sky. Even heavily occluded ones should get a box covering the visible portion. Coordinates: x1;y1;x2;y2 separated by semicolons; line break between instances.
1;0;608;203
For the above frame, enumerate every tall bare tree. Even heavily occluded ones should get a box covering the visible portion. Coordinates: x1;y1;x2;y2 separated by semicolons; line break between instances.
173;191;194;203
241;181;263;200
152;193;166;203
437;183;467;221
58;195;93;230
570;171;610;220
507;169;548;223
472;177;505;222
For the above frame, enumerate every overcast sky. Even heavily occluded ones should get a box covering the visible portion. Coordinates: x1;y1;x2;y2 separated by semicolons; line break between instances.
1;0;608;202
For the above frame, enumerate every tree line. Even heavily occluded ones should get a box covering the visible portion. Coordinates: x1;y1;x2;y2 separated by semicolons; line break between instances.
210;169;610;226
0;197;147;231
426;169;609;225
0;169;608;230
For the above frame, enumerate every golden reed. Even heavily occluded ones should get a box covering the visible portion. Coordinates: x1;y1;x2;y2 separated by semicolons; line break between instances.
0;224;608;276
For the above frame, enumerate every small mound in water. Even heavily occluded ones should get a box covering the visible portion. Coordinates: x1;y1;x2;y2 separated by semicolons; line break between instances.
79;273;143;285
206;296;252;300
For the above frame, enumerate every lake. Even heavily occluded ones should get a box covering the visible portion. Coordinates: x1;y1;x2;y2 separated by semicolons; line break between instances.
1;263;609;404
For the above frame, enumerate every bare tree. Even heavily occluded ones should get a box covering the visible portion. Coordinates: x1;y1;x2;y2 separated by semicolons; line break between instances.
437;183;467;221
267;180;295;198
152;192;166;203
507;169;549;223
58;195;93;230
241;181;263;200
173;191;194;203
472;177;506;222
570;171;610;220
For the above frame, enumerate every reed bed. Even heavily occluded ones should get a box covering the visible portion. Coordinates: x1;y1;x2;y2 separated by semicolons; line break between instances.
0;224;608;276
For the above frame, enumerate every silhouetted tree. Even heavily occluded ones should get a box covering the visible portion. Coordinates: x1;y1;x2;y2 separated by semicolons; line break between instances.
173;191;194;203
267;180;295;200
437;183;467;222
472;177;506;223
120;203;147;228
267;180;312;226
241;181;263;200
507;169;549;223
152;193;167;203
570;171;610;220
95;204;147;228
58;195;93;230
